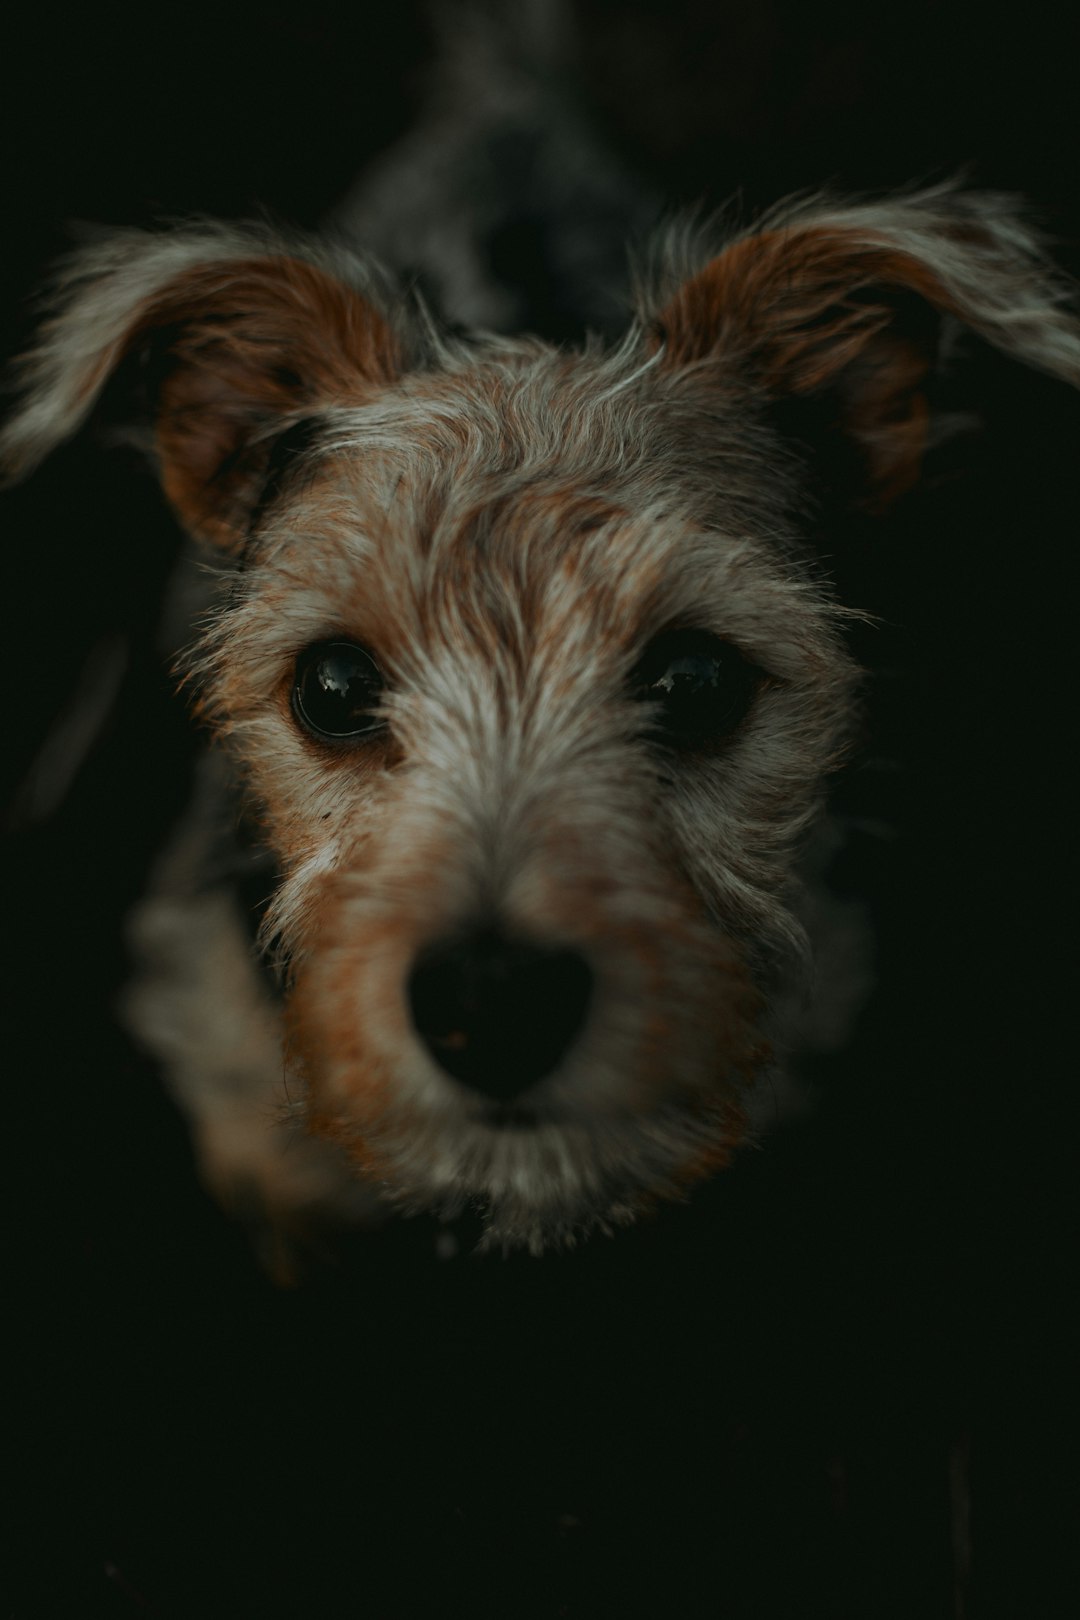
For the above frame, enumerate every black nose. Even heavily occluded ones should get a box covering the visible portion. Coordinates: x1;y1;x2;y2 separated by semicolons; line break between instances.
406;928;594;1100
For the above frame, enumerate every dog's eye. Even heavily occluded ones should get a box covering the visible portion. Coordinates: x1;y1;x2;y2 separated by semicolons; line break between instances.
630;629;760;747
291;641;385;740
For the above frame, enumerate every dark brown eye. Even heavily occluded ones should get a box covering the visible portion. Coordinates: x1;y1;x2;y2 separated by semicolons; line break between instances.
291;641;385;740
630;629;760;748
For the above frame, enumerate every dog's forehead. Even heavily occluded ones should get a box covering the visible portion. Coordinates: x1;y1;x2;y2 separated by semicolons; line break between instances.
305;341;780;531
318;350;653;498
236;349;832;680
270;352;769;556
252;457;666;673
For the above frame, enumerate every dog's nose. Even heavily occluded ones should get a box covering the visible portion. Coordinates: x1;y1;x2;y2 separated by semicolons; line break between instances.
406;928;594;1099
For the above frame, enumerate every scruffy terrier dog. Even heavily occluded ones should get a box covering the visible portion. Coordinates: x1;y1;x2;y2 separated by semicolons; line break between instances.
5;178;1080;1260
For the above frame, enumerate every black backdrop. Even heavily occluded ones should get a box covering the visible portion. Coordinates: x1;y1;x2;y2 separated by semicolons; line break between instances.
4;4;1078;1616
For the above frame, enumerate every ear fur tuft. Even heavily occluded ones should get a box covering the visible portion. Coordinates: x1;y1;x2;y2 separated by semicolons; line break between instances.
1;223;407;546
640;184;1080;502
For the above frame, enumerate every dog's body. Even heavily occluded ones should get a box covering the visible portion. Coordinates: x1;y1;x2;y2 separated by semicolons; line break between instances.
6;19;1080;1262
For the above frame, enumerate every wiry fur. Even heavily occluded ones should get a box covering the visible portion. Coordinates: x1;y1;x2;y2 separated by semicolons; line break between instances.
5;182;1079;1258
640;184;1080;377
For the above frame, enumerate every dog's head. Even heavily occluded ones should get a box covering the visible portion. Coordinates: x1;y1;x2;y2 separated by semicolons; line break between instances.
6;188;1078;1247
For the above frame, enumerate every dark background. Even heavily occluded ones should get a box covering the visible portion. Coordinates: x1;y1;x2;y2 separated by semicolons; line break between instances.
4;3;1078;1615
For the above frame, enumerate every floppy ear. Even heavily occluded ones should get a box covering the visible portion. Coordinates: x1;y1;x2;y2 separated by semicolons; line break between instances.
0;226;403;547
646;186;1080;506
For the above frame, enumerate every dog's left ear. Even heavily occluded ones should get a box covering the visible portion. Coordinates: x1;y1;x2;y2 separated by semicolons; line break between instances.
646;187;1080;505
0;226;405;548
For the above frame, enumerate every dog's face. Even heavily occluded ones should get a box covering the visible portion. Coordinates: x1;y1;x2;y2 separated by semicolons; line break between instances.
5;188;1077;1248
194;353;853;1247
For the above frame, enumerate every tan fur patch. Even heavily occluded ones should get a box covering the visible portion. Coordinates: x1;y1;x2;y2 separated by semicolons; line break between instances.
136;257;401;545
652;225;965;501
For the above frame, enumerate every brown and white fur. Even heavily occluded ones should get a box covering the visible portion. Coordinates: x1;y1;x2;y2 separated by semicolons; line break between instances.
5;177;1080;1261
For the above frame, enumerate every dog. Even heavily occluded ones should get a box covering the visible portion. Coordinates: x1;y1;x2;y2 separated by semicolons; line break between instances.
5;28;1079;1262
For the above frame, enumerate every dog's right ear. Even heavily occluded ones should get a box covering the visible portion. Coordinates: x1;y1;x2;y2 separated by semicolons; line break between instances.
0;226;404;549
